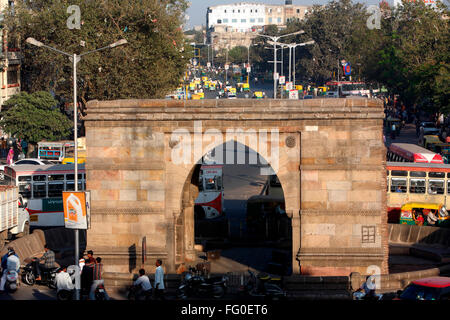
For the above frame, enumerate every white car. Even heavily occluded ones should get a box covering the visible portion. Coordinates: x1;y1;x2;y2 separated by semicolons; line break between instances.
0;158;53;172
420;122;439;136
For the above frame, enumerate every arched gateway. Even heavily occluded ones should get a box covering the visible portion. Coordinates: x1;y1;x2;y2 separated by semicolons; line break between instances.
84;98;388;276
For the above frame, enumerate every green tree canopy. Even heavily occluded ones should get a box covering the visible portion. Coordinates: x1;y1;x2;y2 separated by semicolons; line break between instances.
0;91;72;143
5;0;190;107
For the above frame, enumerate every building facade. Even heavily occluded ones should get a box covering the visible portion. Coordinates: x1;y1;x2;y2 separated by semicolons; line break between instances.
207;1;311;51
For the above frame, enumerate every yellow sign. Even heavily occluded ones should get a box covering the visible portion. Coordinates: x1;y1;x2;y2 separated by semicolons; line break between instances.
63;191;88;229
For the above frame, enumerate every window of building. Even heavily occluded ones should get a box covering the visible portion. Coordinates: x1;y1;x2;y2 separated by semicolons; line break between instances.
241;19;246;23
238;9;240;13
7;70;18;85
232;19;237;23
269;8;272;13
277;18;282;23
255;9;258;13
224;9;227;13
233;9;235;13
258;18;264;22
223;18;229;23
297;9;300;13
277;8;282;13
217;19;222;24
269;17;272;23
250;18;255;23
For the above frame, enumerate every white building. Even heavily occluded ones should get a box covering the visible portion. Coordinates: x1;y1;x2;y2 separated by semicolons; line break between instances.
206;2;266;33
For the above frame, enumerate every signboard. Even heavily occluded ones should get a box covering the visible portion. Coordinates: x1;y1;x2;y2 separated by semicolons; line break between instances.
279;76;285;84
289;90;299;100
246;67;251;73
43;198;63;212
207;62;211;68
273;72;279;80
286;81;293;90
192;58;198;66
224;64;229;70
343;62;351;76
63;191;88;229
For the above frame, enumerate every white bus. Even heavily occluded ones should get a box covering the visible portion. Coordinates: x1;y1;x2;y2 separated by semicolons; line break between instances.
195;165;225;220
2;164;86;228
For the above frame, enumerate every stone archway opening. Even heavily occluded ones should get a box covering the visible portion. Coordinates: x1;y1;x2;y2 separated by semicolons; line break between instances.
180;140;292;276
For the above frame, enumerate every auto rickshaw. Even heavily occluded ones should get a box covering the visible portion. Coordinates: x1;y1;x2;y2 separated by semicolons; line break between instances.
242;83;250;92
209;82;216;91
422;135;441;149
317;86;327;96
191;94;201;100
253;91;263;99
399;203;449;227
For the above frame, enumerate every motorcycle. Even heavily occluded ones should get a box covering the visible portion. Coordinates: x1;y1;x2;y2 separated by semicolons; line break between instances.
177;267;228;299
240;270;287;301
4;270;19;293
127;285;152;301
21;258;59;289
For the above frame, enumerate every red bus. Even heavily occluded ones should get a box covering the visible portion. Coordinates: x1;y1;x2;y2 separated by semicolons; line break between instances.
387;143;444;164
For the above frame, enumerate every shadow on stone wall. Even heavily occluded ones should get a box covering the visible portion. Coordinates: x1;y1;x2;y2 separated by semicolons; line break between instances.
128;244;137;273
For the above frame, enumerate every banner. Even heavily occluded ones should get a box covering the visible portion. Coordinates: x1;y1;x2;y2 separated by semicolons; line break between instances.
63;191;88;229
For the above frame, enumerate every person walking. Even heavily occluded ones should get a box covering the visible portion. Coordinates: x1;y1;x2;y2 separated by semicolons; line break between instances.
6;147;14;165
154;259;165;300
21;139;28;158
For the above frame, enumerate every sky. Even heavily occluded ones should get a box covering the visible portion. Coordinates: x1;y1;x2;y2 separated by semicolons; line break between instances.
185;0;383;29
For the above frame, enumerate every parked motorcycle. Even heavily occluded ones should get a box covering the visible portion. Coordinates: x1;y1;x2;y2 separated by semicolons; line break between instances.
21;258;59;289
240;270;287;301
127;285;152;301
177;267;228;299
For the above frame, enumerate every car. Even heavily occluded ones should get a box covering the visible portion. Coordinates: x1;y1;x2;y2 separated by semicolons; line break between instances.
325;91;339;98
0;158;54;172
420;122;440;136
303;95;314;99
227;93;237;99
396;277;450;300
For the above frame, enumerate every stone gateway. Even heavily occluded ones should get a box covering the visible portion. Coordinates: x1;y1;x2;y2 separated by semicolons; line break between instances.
84;98;388;276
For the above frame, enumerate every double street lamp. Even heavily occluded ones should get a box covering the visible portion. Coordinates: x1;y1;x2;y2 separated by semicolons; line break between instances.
26;37;127;300
256;30;304;99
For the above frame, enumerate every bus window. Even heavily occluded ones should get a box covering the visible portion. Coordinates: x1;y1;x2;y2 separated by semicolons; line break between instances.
429;172;445;178
205;178;217;191
48;174;65;181
217;176;222;190
66;181;83;191
33;183;47;198
391;178;407;193
48;182;64;197
428;180;444;195
448;180;450;194
19;183;31;198
198;178;203;191
33;175;47;182
391;170;407;177
409;179;425;194
18;176;31;182
66;174;83;180
410;171;426;177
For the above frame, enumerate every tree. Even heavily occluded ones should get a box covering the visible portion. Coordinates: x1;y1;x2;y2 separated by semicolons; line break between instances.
4;0;191;110
0;91;72;156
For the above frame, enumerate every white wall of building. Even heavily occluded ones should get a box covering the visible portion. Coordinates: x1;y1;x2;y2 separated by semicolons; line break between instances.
207;3;266;32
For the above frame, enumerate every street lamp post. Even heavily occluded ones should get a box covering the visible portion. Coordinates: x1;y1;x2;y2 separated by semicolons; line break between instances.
256;30;304;99
26;37;127;300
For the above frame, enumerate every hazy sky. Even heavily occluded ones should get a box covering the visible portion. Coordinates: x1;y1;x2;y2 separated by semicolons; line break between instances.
185;0;382;28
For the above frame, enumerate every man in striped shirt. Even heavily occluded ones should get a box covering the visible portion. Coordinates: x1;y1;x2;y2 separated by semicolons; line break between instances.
89;257;110;300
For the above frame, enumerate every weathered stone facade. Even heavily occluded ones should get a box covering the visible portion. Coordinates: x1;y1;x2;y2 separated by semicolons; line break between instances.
84;98;388;276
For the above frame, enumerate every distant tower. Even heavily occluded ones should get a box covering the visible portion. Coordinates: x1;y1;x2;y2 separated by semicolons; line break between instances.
285;0;293;5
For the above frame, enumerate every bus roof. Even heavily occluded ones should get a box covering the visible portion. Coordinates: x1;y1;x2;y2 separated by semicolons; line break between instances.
401;203;443;210
389;143;443;163
387;162;450;170
10;163;85;174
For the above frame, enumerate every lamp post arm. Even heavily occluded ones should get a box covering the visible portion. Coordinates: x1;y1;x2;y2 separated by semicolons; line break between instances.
39;43;72;57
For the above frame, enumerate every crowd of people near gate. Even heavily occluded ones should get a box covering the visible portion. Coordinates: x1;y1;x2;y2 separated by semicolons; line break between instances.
0;137;28;165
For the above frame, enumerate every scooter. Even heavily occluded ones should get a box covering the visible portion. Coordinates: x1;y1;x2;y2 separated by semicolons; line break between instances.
22;258;59;289
239;270;287;301
177;267;228;299
4;270;19;293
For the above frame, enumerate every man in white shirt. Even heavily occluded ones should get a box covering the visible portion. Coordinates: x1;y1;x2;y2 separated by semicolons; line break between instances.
154;259;165;300
134;268;152;300
55;266;75;294
0;250;20;292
